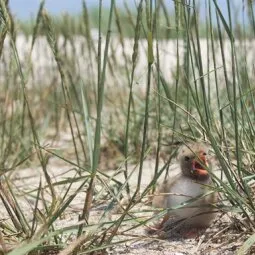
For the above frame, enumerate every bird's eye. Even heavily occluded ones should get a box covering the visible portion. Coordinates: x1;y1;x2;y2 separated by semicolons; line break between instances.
184;156;190;161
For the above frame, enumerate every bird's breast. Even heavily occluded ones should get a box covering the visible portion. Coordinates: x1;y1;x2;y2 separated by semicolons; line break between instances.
166;176;209;208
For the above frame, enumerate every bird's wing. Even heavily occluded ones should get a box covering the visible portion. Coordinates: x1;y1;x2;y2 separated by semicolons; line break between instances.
152;170;182;208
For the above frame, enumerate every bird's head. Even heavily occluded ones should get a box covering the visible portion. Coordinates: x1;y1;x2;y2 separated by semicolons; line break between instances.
177;143;211;181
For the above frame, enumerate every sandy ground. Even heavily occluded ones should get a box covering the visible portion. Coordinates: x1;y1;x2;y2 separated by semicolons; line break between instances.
1;144;253;255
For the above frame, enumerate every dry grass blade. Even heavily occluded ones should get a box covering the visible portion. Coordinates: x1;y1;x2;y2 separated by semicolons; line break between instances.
237;233;255;255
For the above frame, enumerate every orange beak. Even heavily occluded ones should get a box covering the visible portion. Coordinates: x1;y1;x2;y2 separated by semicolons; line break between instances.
191;152;208;177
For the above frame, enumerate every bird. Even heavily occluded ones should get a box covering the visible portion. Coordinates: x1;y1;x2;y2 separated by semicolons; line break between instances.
150;142;218;238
